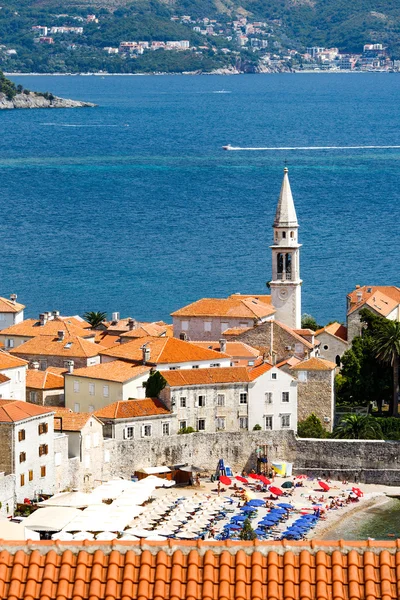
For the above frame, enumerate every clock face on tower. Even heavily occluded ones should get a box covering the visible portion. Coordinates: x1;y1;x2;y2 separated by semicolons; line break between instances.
279;288;288;300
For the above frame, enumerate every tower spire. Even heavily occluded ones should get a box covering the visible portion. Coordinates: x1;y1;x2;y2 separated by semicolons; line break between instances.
274;167;298;228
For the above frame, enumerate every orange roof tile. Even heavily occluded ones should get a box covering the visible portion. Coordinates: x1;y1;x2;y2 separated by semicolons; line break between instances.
0;540;399;599
120;322;169;339
26;368;65;390
0;400;53;423
0;350;28;370
190;341;261;359
222;326;252;336
69;361;151;383
276;356;302;368
53;409;101;431
93;331;123;348
0;373;10;384
95;398;170;420
171;296;275;319
162;364;272;387
0;317;93;339
229;293;273;304
100;336;230;364
291;356;337;371
0;296;25;313
347;285;400;315
10;335;105;358
315;322;348;342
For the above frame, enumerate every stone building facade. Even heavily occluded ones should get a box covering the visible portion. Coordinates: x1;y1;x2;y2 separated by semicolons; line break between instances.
315;323;348;366
290;357;336;431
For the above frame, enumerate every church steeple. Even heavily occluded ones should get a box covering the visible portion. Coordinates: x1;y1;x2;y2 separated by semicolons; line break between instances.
269;168;302;329
274;167;298;228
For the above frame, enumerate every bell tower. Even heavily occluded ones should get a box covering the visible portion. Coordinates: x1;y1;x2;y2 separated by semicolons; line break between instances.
269;167;302;329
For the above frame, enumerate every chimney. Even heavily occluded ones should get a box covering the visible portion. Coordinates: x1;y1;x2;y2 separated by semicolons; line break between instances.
46;311;52;320
128;318;135;331
141;344;151;365
52;310;60;318
31;361;40;371
356;291;363;302
58;330;65;341
355;284;360;289
111;311;120;324
9;293;17;304
219;338;227;354
39;313;47;326
66;360;74;374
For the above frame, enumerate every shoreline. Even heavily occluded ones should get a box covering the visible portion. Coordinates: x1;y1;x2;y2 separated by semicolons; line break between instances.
4;71;397;77
310;493;388;540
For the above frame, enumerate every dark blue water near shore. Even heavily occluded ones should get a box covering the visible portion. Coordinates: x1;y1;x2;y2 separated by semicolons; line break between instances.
0;74;399;323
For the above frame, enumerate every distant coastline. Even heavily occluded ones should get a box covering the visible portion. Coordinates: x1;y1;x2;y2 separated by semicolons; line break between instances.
4;70;396;77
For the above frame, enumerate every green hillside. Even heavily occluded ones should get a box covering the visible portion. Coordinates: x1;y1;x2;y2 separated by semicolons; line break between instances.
0;0;399;73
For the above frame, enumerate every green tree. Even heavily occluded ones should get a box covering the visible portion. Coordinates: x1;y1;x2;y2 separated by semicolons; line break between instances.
332;414;383;440
297;413;328;438
239;518;257;541
336;309;391;408
144;371;167;397
373;320;400;418
253;424;262;430
178;426;196;434
83;311;107;328
301;314;320;331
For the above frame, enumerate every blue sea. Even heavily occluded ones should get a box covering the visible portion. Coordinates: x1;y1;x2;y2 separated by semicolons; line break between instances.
1;73;399;324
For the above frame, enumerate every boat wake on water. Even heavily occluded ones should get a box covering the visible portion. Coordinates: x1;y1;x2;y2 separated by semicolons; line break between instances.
223;144;400;151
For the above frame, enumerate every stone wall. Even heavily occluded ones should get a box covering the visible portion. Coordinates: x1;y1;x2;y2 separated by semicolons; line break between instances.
12;353;95;370
316;331;347;364
0;472;15;517
0;424;13;475
102;432;400;486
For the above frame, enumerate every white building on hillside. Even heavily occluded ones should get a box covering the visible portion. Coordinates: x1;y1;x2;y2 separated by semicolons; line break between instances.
0;351;27;400
0;295;25;330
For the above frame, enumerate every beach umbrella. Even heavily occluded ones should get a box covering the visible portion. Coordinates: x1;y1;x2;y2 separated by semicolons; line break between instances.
175;532;198;539
120;534;140;541
318;481;330;492
282;481;294;488
125;528;153;538
296;475;308;479
145;535;168;541
269;486;283;496
246;499;265;507
52;531;74;541
73;531;94;541
277;503;293;510
352;487;363;497
219;475;231;485
258;476;271;485
240;506;255;512
96;531;117;541
236;476;248;484
254;529;265;536
248;474;259;480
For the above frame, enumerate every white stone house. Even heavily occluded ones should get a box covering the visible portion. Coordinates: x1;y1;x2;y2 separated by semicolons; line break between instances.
53;409;104;490
160;363;297;434
64;361;152;413
346;285;400;342
95;398;174;440
315;322;348;366
0;400;55;503
171;294;275;341
0;350;28;400
0;295;25;331
99;336;232;370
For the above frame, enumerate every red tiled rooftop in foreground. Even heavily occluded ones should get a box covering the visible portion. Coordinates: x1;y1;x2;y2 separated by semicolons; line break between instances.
0;540;400;599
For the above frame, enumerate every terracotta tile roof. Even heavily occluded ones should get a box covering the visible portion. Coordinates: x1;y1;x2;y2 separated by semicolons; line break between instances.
0;350;28;370
190;341;261;359
293;328;315;336
291;356;337;371
0;296;25;313
276;356;302;368
10;335;105;358
0;317;93;339
120;322;169;339
0;373;10;384
95;398;170;420
347;285;400;315
0;540;399;599
162;363;272;387
229;293;273;304
222;326;252;336
315;322;348;342
26;368;65;390
53;409;101;431
100;336;230;365
93;331;123;348
69;361;151;383
0;400;53;423
171;296;275;319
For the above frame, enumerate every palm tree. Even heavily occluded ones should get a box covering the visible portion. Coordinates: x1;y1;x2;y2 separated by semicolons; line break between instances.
83;311;107;329
374;320;400;417
332;414;383;440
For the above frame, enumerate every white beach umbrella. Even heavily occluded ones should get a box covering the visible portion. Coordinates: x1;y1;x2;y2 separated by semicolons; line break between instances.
51;531;74;541
175;532;198;539
96;531;117;541
124;528;154;538
144;535;168;541
152;527;176;536
73;531;95;540
120;534;140;541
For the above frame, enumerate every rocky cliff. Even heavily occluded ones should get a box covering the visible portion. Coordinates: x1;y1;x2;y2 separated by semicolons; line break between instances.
0;92;96;110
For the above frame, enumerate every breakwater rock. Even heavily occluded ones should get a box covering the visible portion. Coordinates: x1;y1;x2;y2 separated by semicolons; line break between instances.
0;91;96;109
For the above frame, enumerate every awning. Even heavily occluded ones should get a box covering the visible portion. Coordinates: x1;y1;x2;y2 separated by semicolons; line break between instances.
137;466;171;475
0;520;40;541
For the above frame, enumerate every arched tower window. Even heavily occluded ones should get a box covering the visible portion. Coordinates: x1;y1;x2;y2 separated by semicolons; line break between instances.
290;231;294;238
285;253;292;278
277;253;284;276
282;231;286;238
